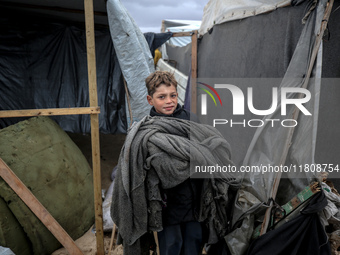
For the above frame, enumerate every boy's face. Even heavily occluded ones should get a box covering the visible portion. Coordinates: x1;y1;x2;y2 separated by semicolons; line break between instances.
147;83;178;115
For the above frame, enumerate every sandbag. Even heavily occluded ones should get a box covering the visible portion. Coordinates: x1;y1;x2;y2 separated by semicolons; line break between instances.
0;117;94;254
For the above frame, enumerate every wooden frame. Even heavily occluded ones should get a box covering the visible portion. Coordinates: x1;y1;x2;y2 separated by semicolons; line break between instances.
159;30;198;113
84;0;104;254
0;7;198;255
0;107;100;118
191;30;198;114
0;0;105;254
160;20;198;113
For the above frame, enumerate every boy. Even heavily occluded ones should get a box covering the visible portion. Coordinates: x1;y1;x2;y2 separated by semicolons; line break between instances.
146;70;192;120
145;71;203;255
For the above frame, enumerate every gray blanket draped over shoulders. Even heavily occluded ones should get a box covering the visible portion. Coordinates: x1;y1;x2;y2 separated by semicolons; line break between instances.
111;116;241;252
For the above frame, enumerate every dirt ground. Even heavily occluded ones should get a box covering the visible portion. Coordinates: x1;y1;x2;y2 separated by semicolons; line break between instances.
52;132;126;255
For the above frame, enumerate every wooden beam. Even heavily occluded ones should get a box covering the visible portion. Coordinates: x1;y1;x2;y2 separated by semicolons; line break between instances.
0;1;107;16
172;31;193;37
84;0;104;254
0;107;100;118
161;20;166;33
0;158;84;255
191;30;198;114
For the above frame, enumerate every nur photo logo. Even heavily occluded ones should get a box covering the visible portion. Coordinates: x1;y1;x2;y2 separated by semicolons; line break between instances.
197;80;312;128
197;82;223;115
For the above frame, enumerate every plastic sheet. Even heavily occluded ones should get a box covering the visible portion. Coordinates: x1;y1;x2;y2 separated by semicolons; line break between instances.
226;1;328;253
320;182;340;226
103;181;115;232
144;32;173;58
0;9;127;134
246;192;330;255
166;0;340;253
107;0;155;125
0;247;15;255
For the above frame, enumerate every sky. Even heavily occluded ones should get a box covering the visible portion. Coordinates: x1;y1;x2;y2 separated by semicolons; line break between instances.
122;0;209;33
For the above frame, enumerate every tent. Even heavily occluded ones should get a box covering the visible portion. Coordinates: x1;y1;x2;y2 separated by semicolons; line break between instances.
166;0;340;174
163;0;340;254
0;1;115;254
0;0;163;254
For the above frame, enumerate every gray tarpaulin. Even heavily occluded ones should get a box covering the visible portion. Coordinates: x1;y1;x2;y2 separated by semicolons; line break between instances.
144;32;173;58
225;0;327;253
166;0;340;254
196;2;309;167
107;0;154;125
167;0;340;169
241;0;325;203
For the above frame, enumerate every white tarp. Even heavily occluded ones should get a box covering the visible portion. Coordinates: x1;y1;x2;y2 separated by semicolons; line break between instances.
163;20;201;47
107;0;154;125
199;0;291;36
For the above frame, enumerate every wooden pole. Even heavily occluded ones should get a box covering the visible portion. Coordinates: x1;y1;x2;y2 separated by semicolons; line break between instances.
123;78;133;127
0;158;84;255
260;0;334;236
154;232;161;255
108;224;117;253
191;30;198;114
161;20;165;33
172;31;193;37
83;0;104;254
0;107;100;118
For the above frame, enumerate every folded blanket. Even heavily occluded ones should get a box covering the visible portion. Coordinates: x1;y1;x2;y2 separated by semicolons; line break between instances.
111;116;241;253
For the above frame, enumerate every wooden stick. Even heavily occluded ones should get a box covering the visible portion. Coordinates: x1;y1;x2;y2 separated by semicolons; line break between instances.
172;31;193;37
153;231;160;255
161;20;166;33
109;224;117;252
0;107;100;118
0;158;84;255
123;78;133;127
191;30;198;114
84;0;105;254
260;0;334;236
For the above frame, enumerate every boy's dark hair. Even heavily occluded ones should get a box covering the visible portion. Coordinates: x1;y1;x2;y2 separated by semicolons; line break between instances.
145;71;178;96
